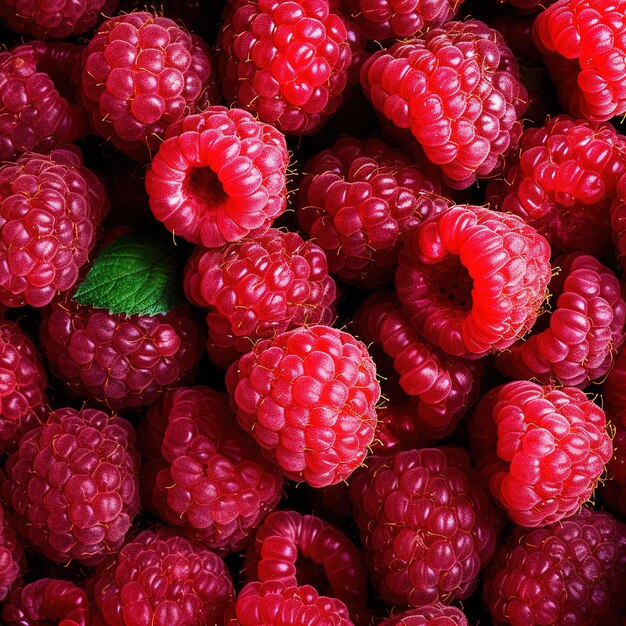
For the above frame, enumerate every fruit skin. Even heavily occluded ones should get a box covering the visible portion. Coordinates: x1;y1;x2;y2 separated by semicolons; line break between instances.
79;11;218;161
90;526;235;626
0;503;23;603
378;603;469;626
226;324;380;488
469;380;613;528
350;447;498;607
183;228;336;368
3;407;140;566
360;19;527;189
396;205;552;359
146;106;289;249
137;385;284;555
483;507;626;626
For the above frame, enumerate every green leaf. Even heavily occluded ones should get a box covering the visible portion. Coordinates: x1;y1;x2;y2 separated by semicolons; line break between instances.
73;233;182;316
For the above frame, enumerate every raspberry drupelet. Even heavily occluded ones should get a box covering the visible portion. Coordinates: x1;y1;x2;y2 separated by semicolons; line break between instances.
0;503;22;602
379;603;469;626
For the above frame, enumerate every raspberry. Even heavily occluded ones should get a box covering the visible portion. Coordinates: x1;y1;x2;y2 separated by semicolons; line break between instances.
396;205;552;359
91;527;234;626
600;421;626;517
3;407;140;566
227;580;353;626
146;106;289;248
495;253;626;388
379;604;469;626
611;170;626;265
79;11;218;160
603;341;626;427
483;507;626;626
183;228;336;368
216;0;353;135
296;136;450;288
0;503;22;602
243;510;369;620
0;41;88;162
0;146;109;308
533;0;626;122
487;114;626;256
350;447;498;607
373;400;435;455
1;578;89;625
469;380;613;527
226;324;380;488
361;20;527;189
138;385;284;555
0;0;117;39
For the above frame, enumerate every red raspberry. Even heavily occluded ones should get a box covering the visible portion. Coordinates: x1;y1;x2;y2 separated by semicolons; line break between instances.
0;146;109;308
396;205;552;359
373;400;435;455
0;0;117;39
183;228;336;368
469;380;613;527
495;253;626;388
600;421;626;517
91;527;234;626
0;41;88;162
79;11;218;161
226;325;380;488
487;114;626;256
0;503;22;602
138;385;283;555
3;407;140;565
243;510;369;621
611;171;626;265
1;578;89;625
227;580;353;626
603;341;626;427
361;20;527;189
483;507;626;626
146;106;289;248
533;0;626;122
379;604;469;626
296;136;450;288
216;0;353;135
350;447;498;607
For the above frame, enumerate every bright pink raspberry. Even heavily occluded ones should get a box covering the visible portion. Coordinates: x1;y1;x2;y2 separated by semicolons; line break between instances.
91;527;235;626
0;503;22;603
495;253;626;388
469;380;613;527
0;146;109;308
296;136;450;288
600;421;626;517
226;325;380;488
379;603;469;626
79;11;218;160
217;0;354;135
361;19;527;188
146;106;289;249
3;407;140;566
184;228;336;368
396;205;552;359
533;0;626;122
138;385;283;555
487;114;626;256
483;507;626;626
351;447;498;607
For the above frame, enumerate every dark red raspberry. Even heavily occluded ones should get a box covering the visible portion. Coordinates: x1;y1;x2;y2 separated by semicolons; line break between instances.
296;136;450;288
533;0;626;122
483;507;626;626
216;0;353;135
0;503;23;602
611;170;626;265
146;106;289;249
0;0;117;39
79;11;218;161
227;580;353;626
379;603;469;626
183;228;336;368
350;447;498;607
469;380;613;527
0;41;88;162
138;385;283;555
91;527;234;626
600;421;626;517
495;253;626;388
226;324;380;488
361;20;527;189
487;114;626;256
373;400;435;455
1;578;89;625
396;205;552;359
0;146;109;308
603;340;626;427
3;407;140;565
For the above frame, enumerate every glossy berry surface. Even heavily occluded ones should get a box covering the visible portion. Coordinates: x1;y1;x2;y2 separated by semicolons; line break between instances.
0;503;22;603
379;603;469;626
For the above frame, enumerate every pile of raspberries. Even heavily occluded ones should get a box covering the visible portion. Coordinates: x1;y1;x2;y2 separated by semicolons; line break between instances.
0;0;625;624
